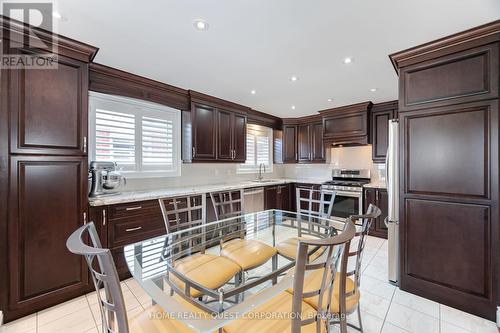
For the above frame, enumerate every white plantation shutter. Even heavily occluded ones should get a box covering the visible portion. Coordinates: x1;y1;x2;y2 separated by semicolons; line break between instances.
141;116;174;169
238;124;273;173
95;109;136;167
89;92;181;177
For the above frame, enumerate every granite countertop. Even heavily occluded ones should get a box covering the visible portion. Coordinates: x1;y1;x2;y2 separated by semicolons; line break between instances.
363;181;387;189
88;178;328;207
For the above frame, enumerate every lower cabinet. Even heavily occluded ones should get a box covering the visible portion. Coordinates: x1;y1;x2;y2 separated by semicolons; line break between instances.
363;187;388;238
90;200;166;279
6;156;89;321
264;184;292;211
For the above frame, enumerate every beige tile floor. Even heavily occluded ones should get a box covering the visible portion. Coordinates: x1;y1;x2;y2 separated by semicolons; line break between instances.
1;235;497;333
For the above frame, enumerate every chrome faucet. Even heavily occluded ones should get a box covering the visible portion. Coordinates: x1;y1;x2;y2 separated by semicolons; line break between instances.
258;163;266;181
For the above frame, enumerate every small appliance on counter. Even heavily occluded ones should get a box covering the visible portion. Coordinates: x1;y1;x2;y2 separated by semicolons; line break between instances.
88;161;126;197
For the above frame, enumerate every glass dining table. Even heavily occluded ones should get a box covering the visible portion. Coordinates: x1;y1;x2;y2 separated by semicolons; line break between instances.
124;209;347;333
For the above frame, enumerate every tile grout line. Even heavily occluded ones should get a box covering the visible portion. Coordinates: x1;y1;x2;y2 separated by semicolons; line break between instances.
85;291;100;331
378;284;396;333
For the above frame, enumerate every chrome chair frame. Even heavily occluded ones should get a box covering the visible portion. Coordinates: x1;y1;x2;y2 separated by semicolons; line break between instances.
331;204;382;333
66;222;129;333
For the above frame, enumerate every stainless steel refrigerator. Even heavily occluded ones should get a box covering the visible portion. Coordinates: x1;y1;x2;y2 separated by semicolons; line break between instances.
385;119;399;284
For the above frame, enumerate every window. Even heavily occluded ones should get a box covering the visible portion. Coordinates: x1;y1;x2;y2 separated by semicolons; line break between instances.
89;92;181;177
238;124;273;173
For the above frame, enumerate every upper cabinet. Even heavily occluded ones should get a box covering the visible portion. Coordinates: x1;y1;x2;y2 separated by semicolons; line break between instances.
282;124;298;163
9;54;90;156
370;101;398;163
182;91;248;163
278;116;325;164
320;102;372;146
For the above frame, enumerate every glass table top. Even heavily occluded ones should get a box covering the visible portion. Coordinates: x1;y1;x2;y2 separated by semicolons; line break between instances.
124;209;347;333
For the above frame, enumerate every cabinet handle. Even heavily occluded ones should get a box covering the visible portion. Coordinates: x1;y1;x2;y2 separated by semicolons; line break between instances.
83;212;87;225
125;226;143;232
83;137;87;153
192;147;196;158
125;206;142;211
102;210;106;226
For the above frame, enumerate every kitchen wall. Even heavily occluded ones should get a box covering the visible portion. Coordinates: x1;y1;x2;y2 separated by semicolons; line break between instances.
283;145;385;183
122;164;285;192
122;146;385;192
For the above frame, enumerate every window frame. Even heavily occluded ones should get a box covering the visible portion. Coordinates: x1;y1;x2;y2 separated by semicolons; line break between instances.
237;124;273;174
89;92;181;178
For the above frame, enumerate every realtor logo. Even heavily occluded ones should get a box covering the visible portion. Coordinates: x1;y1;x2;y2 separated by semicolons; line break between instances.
1;1;58;69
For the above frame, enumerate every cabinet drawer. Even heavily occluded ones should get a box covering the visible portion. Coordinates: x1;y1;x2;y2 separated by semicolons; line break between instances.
109;216;165;248
108;200;162;220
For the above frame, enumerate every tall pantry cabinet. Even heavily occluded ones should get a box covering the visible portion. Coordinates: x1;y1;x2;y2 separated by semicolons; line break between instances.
390;21;499;320
0;17;99;321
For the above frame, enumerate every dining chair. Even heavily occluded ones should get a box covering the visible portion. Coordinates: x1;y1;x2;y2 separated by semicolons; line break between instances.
209;189;277;278
223;216;356;333
276;188;336;261
158;195;240;298
66;222;207;333
289;204;381;333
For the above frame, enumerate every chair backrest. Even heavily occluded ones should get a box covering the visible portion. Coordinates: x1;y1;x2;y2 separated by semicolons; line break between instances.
290;218;356;333
158;194;207;259
210;189;244;220
345;204;382;297
296;188;335;219
66;222;129;333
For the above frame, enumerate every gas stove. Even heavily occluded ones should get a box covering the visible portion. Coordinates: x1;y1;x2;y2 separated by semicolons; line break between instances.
321;169;371;193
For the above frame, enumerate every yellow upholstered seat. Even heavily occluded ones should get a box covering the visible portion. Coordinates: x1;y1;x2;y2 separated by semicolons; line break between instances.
223;292;326;333
170;253;240;297
276;236;324;261
287;269;360;313
220;239;277;271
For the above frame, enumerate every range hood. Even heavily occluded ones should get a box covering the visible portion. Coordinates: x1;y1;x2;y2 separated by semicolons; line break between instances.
319;101;372;147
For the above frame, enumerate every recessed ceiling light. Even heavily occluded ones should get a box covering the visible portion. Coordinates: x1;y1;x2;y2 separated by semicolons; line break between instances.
291;105;296;110
370;88;378;92
290;76;298;82
327;98;333;102
193;19;209;31
250;90;256;95
343;57;352;64
52;11;62;19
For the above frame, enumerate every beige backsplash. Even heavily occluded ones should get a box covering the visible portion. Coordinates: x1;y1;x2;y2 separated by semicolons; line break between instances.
283;145;385;182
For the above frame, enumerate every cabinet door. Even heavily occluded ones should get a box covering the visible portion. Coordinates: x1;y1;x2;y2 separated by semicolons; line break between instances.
192;104;217;160
283;125;297;163
264;186;278;210
277;185;291;211
232;113;247;162
217;109;233;160
376;189;388;234
371;110;393;162
298;124;311;162
363;188;377;232
311;122;325;162
9;55;88;155
8;156;88;318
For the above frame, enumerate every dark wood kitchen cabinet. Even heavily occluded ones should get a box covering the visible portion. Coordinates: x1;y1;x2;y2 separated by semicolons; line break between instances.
282;125;298;163
7;156;90;319
217;109;247;162
264;184;292;211
0;17;98;322
191;103;218;161
363;187;388;238
320;102;372;146
390;21;499;320
9;56;89;156
183;92;248;163
280;117;324;164
371;101;398;163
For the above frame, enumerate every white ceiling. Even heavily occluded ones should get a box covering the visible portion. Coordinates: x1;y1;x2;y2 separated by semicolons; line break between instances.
54;0;499;117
